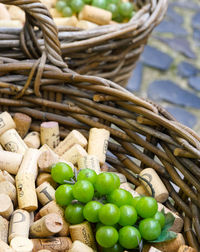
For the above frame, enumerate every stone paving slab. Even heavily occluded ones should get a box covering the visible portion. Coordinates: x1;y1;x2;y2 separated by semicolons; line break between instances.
132;0;200;134
141;45;173;71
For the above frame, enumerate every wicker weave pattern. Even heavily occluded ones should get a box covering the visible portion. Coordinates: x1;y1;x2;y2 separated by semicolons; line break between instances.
0;0;200;250
0;0;167;86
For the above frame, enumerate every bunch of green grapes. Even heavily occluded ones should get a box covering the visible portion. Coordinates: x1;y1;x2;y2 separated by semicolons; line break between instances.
55;0;135;22
51;162;165;251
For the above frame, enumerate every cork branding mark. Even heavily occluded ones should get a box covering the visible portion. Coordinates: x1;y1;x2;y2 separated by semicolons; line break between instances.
17;183;24;197
5;141;18;152
10;211;26;233
141;173;152;183
103;139;108;154
39;186;53;203
82;227;91;246
0;118;5;129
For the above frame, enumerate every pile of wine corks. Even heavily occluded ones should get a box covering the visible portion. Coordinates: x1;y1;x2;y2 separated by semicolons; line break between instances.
0;1;116;29
0;111;196;252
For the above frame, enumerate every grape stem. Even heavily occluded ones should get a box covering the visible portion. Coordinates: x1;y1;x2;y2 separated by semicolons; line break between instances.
123;169;155;198
63;179;75;185
74;167;78;181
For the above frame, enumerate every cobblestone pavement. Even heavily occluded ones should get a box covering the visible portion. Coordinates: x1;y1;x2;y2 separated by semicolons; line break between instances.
127;0;200;134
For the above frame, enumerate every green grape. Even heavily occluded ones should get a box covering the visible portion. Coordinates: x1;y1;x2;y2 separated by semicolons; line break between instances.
70;0;84;12
96;226;118;248
118;205;137;226
65;203;84;224
55;184;73;206
153;211;165;229
102;243;123;252
83;201;103;223
136;196;158;218
94;173;116;195
77;169;97;185
129;196;141;208
96;222;105;231
130;11;136;18
51;162;74;184
107;0;120;4
96;223;120;231
119;2;133;17
92;0;107;9
56;1;67;11
107;188;133;207
62;6;73;17
139;218;161;241
110;173;120;189
119;226;141;249
113;13;123;23
98;203;120;225
107;3;118;19
72;180;94;203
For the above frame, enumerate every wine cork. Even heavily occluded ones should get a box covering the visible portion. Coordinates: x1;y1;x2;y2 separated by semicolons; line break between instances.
40;121;60;149
0;170;15;185
16;173;38;211
8;6;25;23
0;112;15;136
77;155;101;174
135;184;150;196
36;182;55;206
29;212;34;226
10;237;33;252
0;240;15;252
69;240;94;252
178;245;197;252
111;172;127;184
13;113;32;138
34;212;41;222
24;131;40;149
17;148;39;179
0;19;22;27
31;237;72;252
38;149;59;172
0;181;16;203
38;250;51;252
120;183;140;197
69;221;97;251
0;215;9;243
39;200;70;236
0;3;10;20
101;163;109;172
61;144;87;165
30;213;63;238
0;150;23;175
139;168;169;203
142;233;185;252
54;16;78;27
0;129;28;154
76;20;98;29
148;247;162;252
50;8;62;18
79;5;112;25
9;209;30;242
0;194;13;219
158;203;183;233
36;173;57;189
55;129;87;156
88;128;110;164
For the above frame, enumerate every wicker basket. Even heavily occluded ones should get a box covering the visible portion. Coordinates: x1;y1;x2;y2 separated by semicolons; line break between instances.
0;0;200;251
0;0;167;87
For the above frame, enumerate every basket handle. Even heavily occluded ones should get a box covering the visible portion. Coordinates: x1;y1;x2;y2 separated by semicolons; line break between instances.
1;0;67;70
